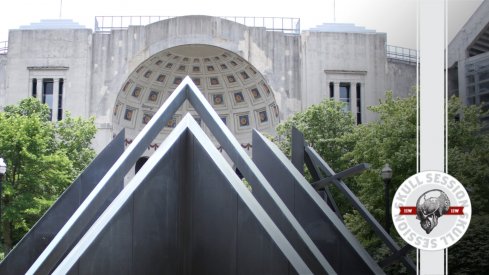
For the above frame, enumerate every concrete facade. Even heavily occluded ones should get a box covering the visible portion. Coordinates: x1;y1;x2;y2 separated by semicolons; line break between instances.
0;15;416;152
448;0;489;124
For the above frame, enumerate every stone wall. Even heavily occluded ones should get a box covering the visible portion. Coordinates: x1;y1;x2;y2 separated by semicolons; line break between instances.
0;16;417;153
300;31;388;122
0;54;6;109
4;29;92;117
385;59;416;98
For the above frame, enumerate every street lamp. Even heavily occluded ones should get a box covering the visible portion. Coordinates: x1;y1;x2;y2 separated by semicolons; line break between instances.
0;157;6;224
381;163;393;233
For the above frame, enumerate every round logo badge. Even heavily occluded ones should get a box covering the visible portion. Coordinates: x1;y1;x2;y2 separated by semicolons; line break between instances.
392;171;471;250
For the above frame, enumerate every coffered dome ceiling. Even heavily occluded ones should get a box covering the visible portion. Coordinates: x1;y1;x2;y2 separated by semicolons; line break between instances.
112;44;279;146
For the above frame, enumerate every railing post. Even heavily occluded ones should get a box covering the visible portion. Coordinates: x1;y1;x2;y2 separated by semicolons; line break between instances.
91;16;301;35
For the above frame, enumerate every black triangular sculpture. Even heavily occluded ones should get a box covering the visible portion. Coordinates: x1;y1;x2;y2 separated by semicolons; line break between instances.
0;130;125;275
52;115;314;274
27;77;383;274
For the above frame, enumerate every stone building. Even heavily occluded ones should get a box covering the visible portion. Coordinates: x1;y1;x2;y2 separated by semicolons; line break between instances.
448;0;489;125
0;15;416;153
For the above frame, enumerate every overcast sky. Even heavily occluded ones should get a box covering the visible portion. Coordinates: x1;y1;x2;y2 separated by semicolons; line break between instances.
0;0;484;49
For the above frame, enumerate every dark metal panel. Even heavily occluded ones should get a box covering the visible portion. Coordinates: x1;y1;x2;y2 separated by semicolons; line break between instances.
0;130;125;275
252;130;384;274
131;134;185;274
291;127;305;174
236;199;292;275
69;133;187;275
77;200;133;275
187;133;238;274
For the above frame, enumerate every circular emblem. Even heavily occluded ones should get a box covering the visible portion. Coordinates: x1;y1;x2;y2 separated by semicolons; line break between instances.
392;171;471;250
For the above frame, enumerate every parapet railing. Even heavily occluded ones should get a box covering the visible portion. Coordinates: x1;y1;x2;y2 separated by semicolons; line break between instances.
94;16;301;34
386;45;417;64
0;41;7;55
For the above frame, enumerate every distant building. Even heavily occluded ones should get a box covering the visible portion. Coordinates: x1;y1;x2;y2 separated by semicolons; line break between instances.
0;16;416;153
448;0;489;123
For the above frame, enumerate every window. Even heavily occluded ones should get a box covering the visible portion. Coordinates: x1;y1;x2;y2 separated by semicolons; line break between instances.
356;83;362;124
135;157;149;174
329;82;334;98
28;66;67;122
43;79;54;119
339;83;350;111
32;79;37;98
58;79;64;121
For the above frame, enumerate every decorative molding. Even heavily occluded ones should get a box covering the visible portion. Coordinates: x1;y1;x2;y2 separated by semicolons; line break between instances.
27;66;69;71
324;70;367;75
123;138;252;151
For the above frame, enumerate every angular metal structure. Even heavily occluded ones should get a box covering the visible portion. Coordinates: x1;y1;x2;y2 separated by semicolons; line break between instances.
0;130;125;275
252;130;383;274
52;115;313;274
290;127;416;273
17;77;385;274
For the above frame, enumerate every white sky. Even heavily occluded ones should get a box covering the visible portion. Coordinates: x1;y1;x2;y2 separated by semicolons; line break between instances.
0;0;484;49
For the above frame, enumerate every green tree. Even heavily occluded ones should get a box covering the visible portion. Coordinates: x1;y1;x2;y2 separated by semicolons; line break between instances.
275;99;355;171
0;98;96;253
445;98;489;274
275;92;489;273
341;92;418;271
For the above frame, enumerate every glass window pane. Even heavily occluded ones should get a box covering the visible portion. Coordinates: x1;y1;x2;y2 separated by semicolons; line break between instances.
479;71;489;82
479;82;489;94
340;86;349;100
45;94;53;109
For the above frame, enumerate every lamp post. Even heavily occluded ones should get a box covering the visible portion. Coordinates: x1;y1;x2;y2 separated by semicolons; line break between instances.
381;163;393;233
0;158;6;225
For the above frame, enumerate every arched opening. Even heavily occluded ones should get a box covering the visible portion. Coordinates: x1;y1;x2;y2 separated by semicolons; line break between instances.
135;156;149;174
235;167;244;179
112;44;280;149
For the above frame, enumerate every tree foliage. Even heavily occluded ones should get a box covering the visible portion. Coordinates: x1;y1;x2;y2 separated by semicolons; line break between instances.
0;98;96;253
275;92;489;273
275;99;355;171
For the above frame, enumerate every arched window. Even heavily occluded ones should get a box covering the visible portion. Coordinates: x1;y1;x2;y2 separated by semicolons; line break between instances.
235;167;244;179
135;157;149;174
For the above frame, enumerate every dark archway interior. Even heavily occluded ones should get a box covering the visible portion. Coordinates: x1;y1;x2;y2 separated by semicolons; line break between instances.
135;156;149;174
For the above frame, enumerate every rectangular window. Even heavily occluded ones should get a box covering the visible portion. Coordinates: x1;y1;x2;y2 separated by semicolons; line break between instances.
356;83;362;124
58;79;64;121
329;82;334;98
32;79;37;98
43;78;54;119
340;83;350;111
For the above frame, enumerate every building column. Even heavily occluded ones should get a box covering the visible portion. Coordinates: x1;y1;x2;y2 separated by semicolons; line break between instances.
36;78;43;101
333;82;340;102
52;78;59;121
29;78;35;97
457;59;467;105
350;82;357;117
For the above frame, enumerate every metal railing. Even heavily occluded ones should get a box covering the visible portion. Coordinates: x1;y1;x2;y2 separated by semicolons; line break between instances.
386;45;417;64
94;16;300;34
0;41;7;55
